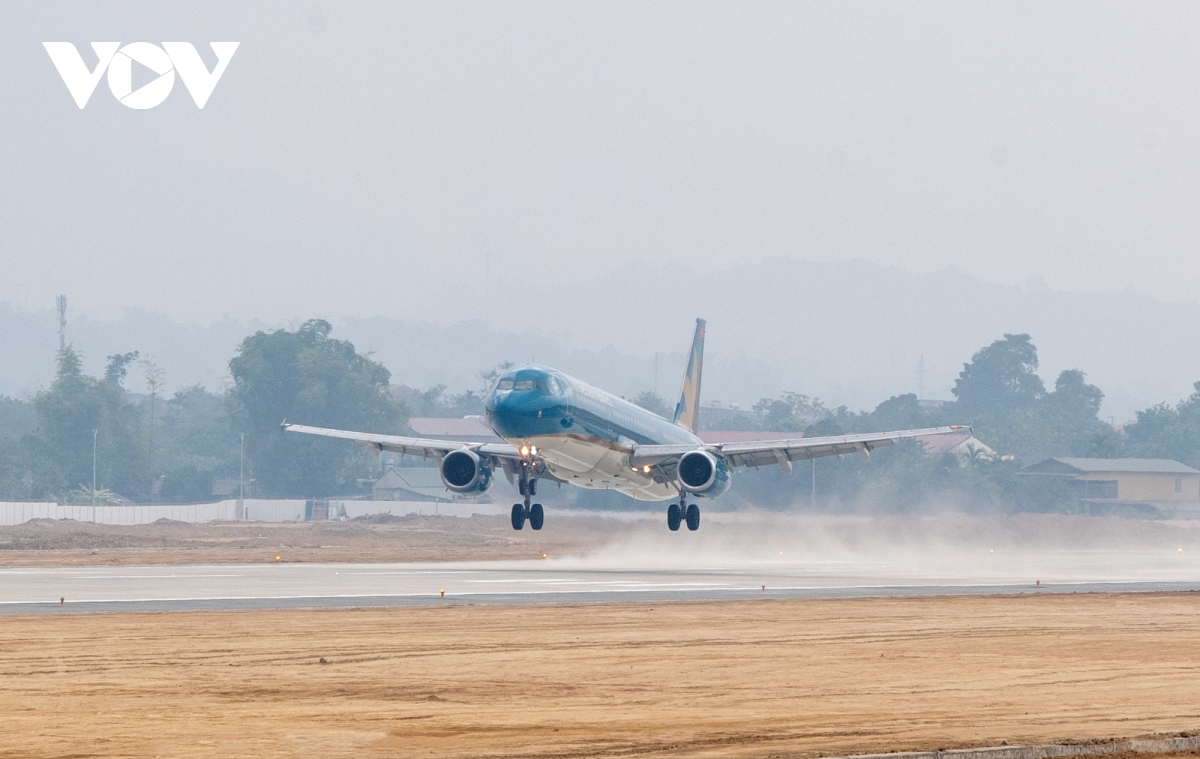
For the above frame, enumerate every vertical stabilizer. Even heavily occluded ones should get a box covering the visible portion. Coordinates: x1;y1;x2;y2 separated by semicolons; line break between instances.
672;318;706;433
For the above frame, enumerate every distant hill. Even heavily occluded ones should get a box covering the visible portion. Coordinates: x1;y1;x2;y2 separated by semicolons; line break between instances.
4;259;1199;419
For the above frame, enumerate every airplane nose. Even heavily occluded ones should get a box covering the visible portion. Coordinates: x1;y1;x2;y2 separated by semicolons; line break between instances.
488;389;558;439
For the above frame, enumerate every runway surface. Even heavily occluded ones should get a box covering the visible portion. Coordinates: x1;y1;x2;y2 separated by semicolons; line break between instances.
4;549;1200;614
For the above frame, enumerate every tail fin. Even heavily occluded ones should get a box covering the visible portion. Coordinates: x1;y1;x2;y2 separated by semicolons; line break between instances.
672;318;706;433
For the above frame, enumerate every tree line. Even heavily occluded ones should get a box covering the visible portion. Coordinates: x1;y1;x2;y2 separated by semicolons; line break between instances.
627;334;1198;512
1;324;1198;511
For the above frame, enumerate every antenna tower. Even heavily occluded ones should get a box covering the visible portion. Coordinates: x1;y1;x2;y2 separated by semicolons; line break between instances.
916;354;925;400
56;295;67;352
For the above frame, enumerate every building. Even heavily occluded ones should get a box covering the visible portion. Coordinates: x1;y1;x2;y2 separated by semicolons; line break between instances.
1020;457;1200;502
916;433;1001;465
372;466;460;502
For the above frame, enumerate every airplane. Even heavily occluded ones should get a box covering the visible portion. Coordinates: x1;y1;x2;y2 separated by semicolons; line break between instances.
283;319;967;532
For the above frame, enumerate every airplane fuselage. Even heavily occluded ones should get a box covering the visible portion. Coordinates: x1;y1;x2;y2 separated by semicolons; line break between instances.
485;366;699;501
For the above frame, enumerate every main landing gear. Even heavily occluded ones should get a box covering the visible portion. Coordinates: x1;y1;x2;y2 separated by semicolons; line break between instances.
667;495;700;532
512;475;543;530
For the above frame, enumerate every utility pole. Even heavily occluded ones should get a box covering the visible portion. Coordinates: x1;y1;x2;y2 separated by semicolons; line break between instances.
917;354;926;400
238;433;245;521
140;358;164;484
92;428;98;523
811;458;816;510
56;295;67;352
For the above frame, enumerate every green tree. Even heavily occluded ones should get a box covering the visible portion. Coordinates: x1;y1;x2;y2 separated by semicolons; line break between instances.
632;391;670;418
228;319;407;497
752;392;829;432
952;334;1045;418
0;437;30;500
104;351;139;386
1123;382;1200;468
0;395;38;438
853;393;946;433
408;384;486;418
26;348;147;500
159;464;217;503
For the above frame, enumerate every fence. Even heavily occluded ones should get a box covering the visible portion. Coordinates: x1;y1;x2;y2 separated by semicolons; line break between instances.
0;500;294;526
0;499;506;526
329;500;507;519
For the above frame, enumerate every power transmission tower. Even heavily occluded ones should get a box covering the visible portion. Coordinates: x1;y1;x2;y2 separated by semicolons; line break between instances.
56;295;67;352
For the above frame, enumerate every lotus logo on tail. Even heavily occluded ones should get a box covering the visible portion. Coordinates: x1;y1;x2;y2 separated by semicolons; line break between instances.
43;42;239;109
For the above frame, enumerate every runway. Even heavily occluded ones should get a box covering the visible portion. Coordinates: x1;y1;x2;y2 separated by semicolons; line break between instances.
4;549;1200;614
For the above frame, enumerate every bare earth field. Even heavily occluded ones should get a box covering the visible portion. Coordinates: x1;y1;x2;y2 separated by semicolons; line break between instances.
2;593;1200;758
0;514;636;566
3;512;1200;569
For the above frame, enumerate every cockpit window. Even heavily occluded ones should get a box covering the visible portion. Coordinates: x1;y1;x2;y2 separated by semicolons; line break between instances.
497;380;514;391
513;379;535;391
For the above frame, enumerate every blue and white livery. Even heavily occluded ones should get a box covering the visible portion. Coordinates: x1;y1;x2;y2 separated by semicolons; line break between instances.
284;320;966;532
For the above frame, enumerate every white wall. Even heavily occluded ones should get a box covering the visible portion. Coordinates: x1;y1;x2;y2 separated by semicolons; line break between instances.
0;499;505;525
330;500;507;519
0;500;291;526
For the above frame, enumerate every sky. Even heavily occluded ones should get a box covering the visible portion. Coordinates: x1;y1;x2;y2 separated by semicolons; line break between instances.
4;2;1200;323
4;2;1200;420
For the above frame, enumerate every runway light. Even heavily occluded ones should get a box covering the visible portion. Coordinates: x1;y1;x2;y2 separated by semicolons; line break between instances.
440;589;445;598
275;555;281;561
989;549;994;553
542;553;548;559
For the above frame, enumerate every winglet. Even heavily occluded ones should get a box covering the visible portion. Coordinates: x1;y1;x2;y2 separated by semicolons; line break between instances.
672;318;706;434
280;418;288;431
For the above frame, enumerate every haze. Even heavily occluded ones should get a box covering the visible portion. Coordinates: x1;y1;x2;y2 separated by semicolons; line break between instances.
4;2;1200;418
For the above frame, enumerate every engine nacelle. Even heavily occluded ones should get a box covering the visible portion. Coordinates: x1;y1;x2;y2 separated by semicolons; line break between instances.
676;450;731;497
440;449;493;495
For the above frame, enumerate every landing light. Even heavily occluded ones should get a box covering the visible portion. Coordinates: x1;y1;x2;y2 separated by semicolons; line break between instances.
520;445;530;457
642;465;651;474
531;446;538;455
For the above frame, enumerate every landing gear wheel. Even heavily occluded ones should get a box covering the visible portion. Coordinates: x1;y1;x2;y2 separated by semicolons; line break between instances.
667;503;682;531
511;503;526;530
529;503;544;530
685;503;700;531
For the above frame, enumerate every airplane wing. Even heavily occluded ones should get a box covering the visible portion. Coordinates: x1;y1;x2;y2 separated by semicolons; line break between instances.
281;422;522;461
629;426;970;474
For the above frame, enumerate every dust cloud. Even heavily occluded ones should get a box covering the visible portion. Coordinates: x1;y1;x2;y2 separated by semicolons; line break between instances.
548;509;1200;587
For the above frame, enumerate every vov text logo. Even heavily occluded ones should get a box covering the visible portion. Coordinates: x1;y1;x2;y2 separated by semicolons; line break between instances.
43;42;239;109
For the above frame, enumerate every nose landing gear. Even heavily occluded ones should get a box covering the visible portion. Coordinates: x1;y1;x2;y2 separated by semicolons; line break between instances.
512;471;543;531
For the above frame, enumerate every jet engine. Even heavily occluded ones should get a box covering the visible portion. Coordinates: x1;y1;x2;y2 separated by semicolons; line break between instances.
440;449;493;495
676;450;731;497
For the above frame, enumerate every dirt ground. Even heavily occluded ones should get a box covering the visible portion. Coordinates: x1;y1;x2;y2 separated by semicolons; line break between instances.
2;592;1200;758
4;511;1200;568
0;514;637;566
